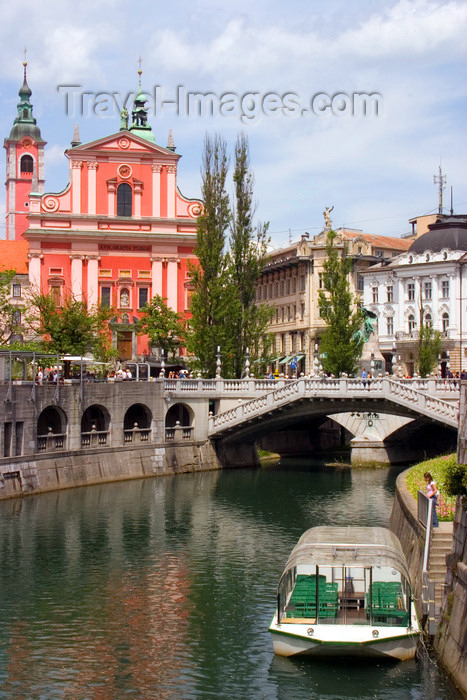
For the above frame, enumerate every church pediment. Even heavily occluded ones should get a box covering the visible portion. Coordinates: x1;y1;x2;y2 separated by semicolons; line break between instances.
67;131;179;159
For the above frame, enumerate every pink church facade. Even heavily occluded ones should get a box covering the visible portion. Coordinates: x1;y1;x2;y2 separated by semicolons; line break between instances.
5;67;202;359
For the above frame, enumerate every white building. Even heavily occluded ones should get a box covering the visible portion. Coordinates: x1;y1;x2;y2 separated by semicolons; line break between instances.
362;214;467;376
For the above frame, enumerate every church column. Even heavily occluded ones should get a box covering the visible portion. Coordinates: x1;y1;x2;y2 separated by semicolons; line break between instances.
151;164;162;217
134;181;143;217
87;255;100;307
70;255;84;301
166;257;179;311
107;180;116;216
166;165;176;218
71;161;83;213
87;161;98;215
151;256;163;298
27;252;43;293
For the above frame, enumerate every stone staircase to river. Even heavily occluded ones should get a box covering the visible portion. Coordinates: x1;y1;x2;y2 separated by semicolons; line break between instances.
429;522;453;613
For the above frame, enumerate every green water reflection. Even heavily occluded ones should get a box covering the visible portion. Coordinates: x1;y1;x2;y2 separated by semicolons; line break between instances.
0;460;460;699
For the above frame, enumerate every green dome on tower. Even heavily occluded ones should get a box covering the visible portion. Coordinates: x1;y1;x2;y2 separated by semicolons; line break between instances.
128;67;156;144
9;61;44;142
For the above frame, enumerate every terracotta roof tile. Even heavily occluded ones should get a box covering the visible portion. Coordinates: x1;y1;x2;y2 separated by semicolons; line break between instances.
0;241;29;274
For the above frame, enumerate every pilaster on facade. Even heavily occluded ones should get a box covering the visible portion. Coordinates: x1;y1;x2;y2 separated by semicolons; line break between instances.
87;161;98;215
70;254;85;301
166;165;177;218
151;164;162;217
150;256;164;297
166;257;180;311
86;255;100;308
27;252;43;292
71;161;83;214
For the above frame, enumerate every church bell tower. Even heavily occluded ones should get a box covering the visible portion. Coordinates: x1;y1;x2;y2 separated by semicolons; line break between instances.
4;59;46;240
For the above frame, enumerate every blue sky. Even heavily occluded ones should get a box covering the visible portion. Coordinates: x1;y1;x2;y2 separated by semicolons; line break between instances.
1;0;466;247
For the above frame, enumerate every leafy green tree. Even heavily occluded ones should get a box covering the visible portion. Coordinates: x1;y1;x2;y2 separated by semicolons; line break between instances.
0;269;24;345
226;133;274;377
318;229;363;376
136;294;186;357
30;292;115;361
186;133;231;377
418;314;442;377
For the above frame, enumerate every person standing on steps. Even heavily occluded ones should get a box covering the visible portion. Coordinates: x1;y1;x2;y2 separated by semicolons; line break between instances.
424;472;439;528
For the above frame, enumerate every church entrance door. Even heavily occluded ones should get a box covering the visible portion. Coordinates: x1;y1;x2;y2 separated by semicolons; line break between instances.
117;331;133;360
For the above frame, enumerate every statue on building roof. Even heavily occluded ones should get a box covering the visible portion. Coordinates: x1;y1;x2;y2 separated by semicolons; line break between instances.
323;205;334;230
120;107;129;131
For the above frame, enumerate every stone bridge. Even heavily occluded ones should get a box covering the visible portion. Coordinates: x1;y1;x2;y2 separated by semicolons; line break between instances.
202;376;459;467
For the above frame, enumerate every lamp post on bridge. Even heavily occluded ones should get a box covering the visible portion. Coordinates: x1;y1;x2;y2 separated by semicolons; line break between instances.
216;346;222;379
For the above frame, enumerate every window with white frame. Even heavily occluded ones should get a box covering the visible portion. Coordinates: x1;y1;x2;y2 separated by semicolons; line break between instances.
407;282;415;301
408;314;416;333
357;274;364;292
441;280;449;298
424;313;432;328
387;285;393;303
372;286;379;304
12;283;21;298
442;313;449;333
386;317;394;336
423;281;432;300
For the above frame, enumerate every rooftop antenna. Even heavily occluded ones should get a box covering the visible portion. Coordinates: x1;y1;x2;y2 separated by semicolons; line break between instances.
289;228;292;245
433;164;446;214
450;186;454;216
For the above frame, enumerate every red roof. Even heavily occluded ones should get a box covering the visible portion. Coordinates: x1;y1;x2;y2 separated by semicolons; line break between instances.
0;240;29;274
339;230;411;251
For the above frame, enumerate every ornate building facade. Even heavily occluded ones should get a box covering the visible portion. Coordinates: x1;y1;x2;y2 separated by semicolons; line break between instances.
4;66;201;359
362;214;467;376
258;227;410;375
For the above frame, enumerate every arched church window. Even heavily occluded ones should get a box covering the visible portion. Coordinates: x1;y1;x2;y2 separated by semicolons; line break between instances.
442;313;449;334
117;183;132;217
20;155;34;173
23;108;29;119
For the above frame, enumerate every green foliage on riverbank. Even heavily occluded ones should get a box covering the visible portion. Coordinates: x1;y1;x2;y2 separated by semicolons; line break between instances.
405;454;457;521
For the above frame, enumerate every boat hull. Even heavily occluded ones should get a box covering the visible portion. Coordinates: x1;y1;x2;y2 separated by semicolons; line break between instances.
269;619;419;660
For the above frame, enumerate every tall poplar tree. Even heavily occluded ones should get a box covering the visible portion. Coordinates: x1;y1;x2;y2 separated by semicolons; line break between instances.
318;229;363;376
226;133;273;377
187;134;230;377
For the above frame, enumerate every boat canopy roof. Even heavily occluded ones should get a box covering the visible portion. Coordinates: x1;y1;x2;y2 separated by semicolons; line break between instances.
279;526;411;585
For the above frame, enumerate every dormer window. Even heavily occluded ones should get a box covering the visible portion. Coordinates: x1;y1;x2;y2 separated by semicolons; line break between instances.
117;183;132;217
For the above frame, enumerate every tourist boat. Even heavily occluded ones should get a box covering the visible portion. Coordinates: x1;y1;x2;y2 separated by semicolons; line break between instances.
269;526;420;660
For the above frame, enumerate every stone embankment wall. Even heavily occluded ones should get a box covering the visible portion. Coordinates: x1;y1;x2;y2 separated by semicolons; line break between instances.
435;497;467;696
389;470;426;620
0;441;220;500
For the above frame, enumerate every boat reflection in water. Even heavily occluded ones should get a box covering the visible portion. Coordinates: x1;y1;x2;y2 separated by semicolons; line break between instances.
269;526;420;660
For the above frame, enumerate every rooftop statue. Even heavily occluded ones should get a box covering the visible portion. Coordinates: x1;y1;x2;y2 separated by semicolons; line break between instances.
323;205;334;230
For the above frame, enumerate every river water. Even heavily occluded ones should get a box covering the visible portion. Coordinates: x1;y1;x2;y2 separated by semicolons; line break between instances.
0;459;460;699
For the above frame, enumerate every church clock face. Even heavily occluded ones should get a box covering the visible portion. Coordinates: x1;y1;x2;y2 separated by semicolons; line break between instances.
118;164;132;179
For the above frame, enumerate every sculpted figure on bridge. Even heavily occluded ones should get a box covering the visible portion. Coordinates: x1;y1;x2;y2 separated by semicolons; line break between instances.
353;307;377;345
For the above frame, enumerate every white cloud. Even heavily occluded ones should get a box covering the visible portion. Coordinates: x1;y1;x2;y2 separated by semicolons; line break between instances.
0;0;465;242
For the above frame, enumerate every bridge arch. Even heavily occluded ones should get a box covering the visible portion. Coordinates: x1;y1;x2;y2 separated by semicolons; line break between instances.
123;403;152;444
81;404;110;432
165;403;193;428
37;406;67;452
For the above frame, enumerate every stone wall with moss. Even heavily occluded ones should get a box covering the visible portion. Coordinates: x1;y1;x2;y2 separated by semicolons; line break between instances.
435;496;467;697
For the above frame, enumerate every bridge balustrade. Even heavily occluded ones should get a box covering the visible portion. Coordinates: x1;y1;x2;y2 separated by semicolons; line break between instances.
165;425;193;441
123;427;151;443
81;430;109;448
37;432;66;452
